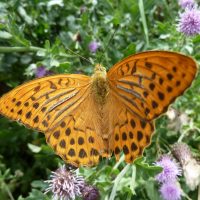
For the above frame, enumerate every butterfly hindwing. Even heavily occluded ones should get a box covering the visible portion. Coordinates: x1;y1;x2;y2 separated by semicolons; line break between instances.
44;92;107;167
107;91;155;163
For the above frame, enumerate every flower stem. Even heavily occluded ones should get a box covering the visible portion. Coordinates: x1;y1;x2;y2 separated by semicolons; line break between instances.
126;164;136;200
113;154;125;170
1;180;15;200
0;46;44;52
138;0;149;47
0;46;78;59
110;164;131;200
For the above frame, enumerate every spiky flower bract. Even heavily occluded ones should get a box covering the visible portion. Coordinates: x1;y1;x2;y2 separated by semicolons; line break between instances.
178;0;195;8
82;185;99;200
44;165;86;200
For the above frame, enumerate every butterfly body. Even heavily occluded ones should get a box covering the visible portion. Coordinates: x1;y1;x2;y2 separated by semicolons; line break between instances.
92;64;111;155
0;51;198;167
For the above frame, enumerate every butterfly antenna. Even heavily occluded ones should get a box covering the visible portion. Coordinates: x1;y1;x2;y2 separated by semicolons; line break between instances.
66;47;95;66
98;23;119;64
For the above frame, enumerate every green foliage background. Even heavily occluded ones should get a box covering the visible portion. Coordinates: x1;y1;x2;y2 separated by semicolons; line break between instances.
0;0;199;199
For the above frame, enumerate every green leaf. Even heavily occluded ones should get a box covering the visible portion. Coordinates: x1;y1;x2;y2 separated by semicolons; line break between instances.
122;186;136;195
59;62;71;70
37;50;46;57
28;143;42;153
0;30;12;39
81;9;90;24
52;45;59;55
196;136;200;141
45;40;50;52
0;23;6;29
31;180;48;191
123;43;136;58
17;6;32;25
50;58;60;67
25;189;48;200
135;157;163;181
18;35;31;47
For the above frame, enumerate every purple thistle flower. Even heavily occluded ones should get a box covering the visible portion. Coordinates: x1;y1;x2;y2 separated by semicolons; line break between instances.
159;181;183;200
82;185;99;200
176;4;200;37
178;0;195;8
0;20;6;24
44;165;86;200
89;41;99;53
34;66;47;78
153;155;182;183
81;6;88;14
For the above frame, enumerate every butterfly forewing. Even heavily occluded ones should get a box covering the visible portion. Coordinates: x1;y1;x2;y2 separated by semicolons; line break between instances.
0;74;92;132
107;51;197;122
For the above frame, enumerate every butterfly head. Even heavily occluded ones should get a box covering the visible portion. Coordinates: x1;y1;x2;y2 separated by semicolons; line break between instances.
94;64;106;75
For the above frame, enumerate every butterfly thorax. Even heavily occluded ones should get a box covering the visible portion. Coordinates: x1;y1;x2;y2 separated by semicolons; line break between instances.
92;64;109;105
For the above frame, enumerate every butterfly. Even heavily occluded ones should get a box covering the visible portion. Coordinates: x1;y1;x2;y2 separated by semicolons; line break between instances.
0;51;198;167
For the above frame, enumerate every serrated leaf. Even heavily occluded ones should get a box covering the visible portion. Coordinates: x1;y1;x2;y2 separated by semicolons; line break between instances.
45;40;50;51
28;143;42;153
0;30;12;39
135;157;163;181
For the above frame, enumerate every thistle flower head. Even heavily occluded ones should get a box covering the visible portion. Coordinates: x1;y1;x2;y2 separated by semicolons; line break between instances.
89;41;99;53
172;142;200;190
178;0;195;8
0;20;6;24
82;185;99;200
176;4;200;37
159;181;183;200
171;142;192;165
34;66;46;78
153;155;182;183
44;165;86;200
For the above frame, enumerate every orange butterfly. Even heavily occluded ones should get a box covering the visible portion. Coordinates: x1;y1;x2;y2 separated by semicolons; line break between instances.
0;51;198;167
